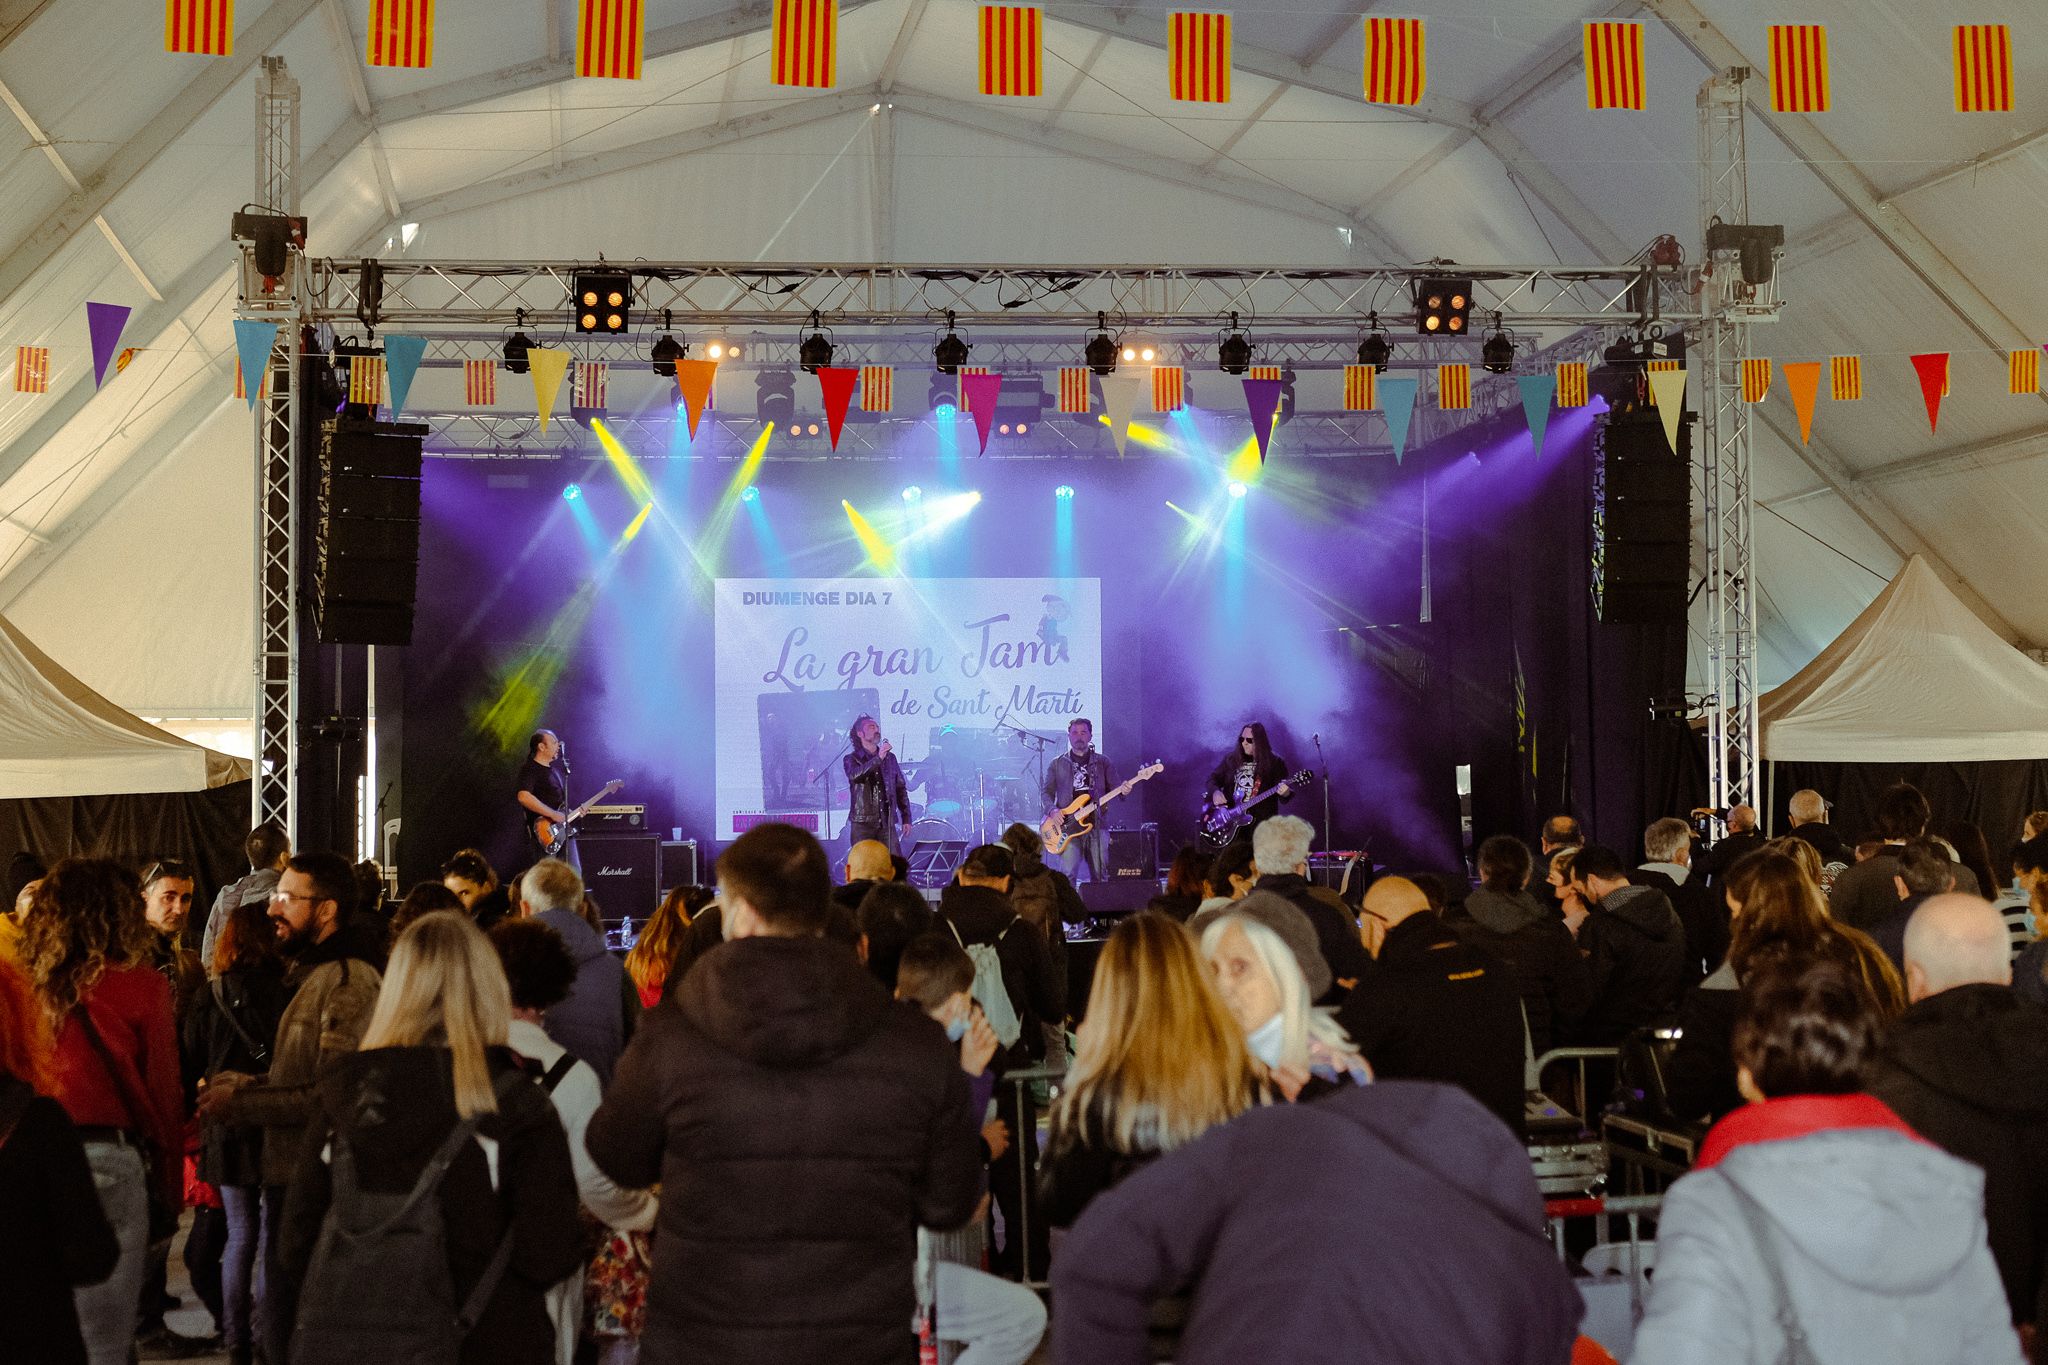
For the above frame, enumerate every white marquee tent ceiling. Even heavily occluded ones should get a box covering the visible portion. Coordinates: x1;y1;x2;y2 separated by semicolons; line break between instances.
0;0;2041;717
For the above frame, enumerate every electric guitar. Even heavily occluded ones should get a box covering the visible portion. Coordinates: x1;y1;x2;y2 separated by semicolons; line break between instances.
1042;762;1164;855
1198;767;1314;848
532;779;623;856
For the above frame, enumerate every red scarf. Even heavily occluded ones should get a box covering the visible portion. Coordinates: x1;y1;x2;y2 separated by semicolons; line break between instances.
1697;1093;1927;1170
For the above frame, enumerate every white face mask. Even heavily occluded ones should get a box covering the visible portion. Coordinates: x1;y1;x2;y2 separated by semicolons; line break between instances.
1245;1013;1286;1069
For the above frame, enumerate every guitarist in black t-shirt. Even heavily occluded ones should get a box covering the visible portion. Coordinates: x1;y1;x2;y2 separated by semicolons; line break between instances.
516;729;579;872
1205;721;1296;838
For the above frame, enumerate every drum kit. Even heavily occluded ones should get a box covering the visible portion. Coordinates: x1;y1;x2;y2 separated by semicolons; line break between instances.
902;723;1054;846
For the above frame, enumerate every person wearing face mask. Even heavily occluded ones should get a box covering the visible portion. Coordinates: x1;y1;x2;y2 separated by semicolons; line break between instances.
1191;892;1369;1101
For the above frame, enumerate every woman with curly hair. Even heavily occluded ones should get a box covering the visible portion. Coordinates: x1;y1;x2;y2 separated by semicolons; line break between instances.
21;859;184;1365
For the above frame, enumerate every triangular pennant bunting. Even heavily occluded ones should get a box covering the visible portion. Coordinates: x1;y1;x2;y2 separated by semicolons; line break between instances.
86;302;131;388
1100;373;1144;456
528;347;571;434
1782;361;1821;444
1242;376;1284;462
383;334;428;415
675;359;717;438
1378;375;1417;464
960;371;1003;453
1516;374;1556;455
818;367;859;449
1646;366;1687;452
1909;353;1949;433
232;318;278;411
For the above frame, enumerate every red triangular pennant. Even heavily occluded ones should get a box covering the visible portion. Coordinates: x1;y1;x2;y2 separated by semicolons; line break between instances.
817;367;859;450
1909;353;1949;433
960;371;1003;453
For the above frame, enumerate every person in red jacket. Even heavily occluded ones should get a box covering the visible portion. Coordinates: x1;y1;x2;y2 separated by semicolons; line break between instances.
20;859;184;1365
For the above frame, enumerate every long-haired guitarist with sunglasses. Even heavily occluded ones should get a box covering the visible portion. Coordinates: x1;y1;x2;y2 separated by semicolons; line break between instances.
1206;722;1296;836
516;729;579;872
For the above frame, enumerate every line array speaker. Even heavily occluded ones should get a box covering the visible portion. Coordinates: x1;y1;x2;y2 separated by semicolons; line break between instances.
314;418;426;645
1593;409;1691;624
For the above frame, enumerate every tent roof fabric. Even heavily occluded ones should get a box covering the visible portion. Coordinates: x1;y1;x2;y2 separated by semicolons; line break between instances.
0;610;251;797
1759;556;2048;764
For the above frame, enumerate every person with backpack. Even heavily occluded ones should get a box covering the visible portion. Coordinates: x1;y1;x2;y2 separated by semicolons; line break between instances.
182;896;290;1365
0;955;120;1365
938;844;1064;1280
280;911;583;1365
491;918;659;1365
999;823;1084;1066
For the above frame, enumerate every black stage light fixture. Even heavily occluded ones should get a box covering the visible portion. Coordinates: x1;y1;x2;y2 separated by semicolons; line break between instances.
933;310;970;374
756;369;797;429
799;310;835;373
928;372;955;412
1704;217;1786;286
502;309;534;375
1414;276;1473;336
1084;311;1117;376
1217;311;1252;375
1480;317;1515;374
574;272;632;334
230;207;308;292
648;310;685;373
1357;312;1393;369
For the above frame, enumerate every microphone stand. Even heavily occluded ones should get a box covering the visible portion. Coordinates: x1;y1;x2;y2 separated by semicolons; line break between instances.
993;719;1054;808
1313;733;1331;860
817;740;852;848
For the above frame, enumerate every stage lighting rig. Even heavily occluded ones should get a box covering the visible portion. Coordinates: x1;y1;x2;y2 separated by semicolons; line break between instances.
502;310;534;375
1480;317;1516;374
756;369;797;430
799;310;835;373
1217;312;1253;375
230;205;307;294
706;340;742;360
933;311;971;374
648;310;685;373
1704;217;1785;286
1084;311;1118;376
1120;341;1158;364
575;272;632;333
1357;312;1393;369
1414;275;1473;336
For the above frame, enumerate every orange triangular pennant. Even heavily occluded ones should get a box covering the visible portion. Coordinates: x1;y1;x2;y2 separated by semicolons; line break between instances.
676;358;717;439
1781;361;1821;444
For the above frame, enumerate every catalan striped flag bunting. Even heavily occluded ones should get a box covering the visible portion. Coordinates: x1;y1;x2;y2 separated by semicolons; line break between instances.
1768;25;1830;112
1168;12;1232;103
2014;349;2043;396
1517;374;1557;455
1057;367;1091;414
1910;353;1949;433
1247;365;1282;382
166;0;233;55
528;348;572;435
1954;25;2014;112
464;359;497;406
232;319;277;412
1647;367;1687;453
1437;363;1471;410
348;355;385;409
578;0;642;79
1782;361;1821;444
1583;22;1646;110
1343;364;1377;411
13;346;49;394
1646;358;1682;406
859;365;893;412
957;366;992;413
1740;357;1772;404
1151;366;1186;412
1556;361;1589;408
367;0;434;69
573;361;608;411
818;368;859;450
1829;354;1862;400
1364;17;1427;105
233;360;268;402
772;0;836;88
675;359;716;438
979;7;1042;97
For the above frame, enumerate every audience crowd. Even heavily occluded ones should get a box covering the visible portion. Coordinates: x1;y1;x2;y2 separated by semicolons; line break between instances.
2;779;2046;1365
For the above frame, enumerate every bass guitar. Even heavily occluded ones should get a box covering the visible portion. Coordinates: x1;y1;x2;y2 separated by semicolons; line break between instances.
1198;767;1314;848
532;779;623;856
1041;761;1164;855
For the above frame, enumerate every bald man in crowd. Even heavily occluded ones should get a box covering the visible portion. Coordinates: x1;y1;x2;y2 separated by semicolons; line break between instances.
1696;804;1765;883
1333;876;1526;1132
1866;895;2048;1336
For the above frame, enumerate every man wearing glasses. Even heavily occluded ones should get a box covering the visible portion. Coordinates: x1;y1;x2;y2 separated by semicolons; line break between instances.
1206;722;1296;835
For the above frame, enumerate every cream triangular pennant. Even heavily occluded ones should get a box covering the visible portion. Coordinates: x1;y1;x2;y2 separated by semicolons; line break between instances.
1646;365;1687;454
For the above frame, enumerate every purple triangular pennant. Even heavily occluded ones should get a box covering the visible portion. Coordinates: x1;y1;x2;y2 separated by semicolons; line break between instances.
1243;377;1284;462
87;301;131;388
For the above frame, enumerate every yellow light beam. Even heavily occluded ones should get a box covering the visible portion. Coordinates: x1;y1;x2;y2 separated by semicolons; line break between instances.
592;419;654;504
841;499;898;574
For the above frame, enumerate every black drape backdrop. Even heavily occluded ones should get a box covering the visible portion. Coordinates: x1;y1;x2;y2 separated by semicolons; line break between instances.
1769;759;2048;867
0;780;252;910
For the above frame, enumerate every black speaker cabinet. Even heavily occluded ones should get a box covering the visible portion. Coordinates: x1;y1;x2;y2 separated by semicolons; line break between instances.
1593;410;1691;624
579;834;659;922
658;839;699;894
314;419;426;645
1105;824;1160;879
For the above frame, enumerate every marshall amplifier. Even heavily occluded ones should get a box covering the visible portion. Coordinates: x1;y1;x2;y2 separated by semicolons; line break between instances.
578;833;659;921
1105;824;1160;880
581;804;647;831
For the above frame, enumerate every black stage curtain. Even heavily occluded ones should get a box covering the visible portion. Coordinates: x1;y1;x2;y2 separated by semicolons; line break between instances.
0;781;252;911
1769;760;2048;864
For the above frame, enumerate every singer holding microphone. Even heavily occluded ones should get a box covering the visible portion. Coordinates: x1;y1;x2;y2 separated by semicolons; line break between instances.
515;727;581;873
1042;717;1117;883
843;715;914;855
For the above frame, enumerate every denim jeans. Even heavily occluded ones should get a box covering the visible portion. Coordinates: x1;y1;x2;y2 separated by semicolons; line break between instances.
220;1185;275;1353
935;1263;1046;1365
76;1140;148;1365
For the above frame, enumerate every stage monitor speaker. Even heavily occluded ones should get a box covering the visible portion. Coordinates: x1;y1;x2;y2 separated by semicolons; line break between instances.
314;418;426;646
658;839;699;894
1079;879;1158;915
1593;410;1690;625
1104;824;1159;880
579;833;659;922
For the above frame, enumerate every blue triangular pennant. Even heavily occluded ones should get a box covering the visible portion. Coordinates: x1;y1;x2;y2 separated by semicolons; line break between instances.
232;319;279;412
383;334;428;416
1379;375;1418;464
1516;373;1557;456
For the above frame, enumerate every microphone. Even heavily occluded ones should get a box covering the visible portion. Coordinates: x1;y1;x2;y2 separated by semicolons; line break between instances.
1312;732;1322;747
559;741;572;775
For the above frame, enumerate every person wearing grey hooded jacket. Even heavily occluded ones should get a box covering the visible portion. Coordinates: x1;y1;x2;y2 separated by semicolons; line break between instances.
1630;955;2024;1365
1445;836;1592;1054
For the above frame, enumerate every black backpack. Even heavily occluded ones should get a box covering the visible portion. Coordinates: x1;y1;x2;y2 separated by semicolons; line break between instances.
291;1069;524;1365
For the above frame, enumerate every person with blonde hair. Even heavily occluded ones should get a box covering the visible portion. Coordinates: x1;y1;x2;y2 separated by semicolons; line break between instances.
1194;892;1369;1100
1041;912;1267;1229
279;912;583;1365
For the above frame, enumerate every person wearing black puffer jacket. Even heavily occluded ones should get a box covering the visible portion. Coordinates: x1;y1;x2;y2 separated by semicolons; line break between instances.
1445;836;1592;1056
588;824;979;1365
1569;845;1686;1044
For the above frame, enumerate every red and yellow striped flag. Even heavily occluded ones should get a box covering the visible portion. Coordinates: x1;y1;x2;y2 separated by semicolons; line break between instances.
1343;364;1377;411
2011;349;2040;396
1247;365;1282;382
1364;18;1427;106
348;355;384;408
1168;12;1232;104
859;365;893;412
1954;25;2014;113
1151;366;1185;413
166;0;233;56
1768;25;1829;113
1740;357;1772;403
1556;361;1589;408
367;0;434;69
1057;367;1090;414
574;361;608;410
957;366;991;413
978;7;1041;97
234;359;269;402
1829;355;1862;400
1646;358;1681;406
1438;363;1471;410
772;0;836;88
577;0;642;79
1584;22;1645;110
464;359;496;406
13;346;49;394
